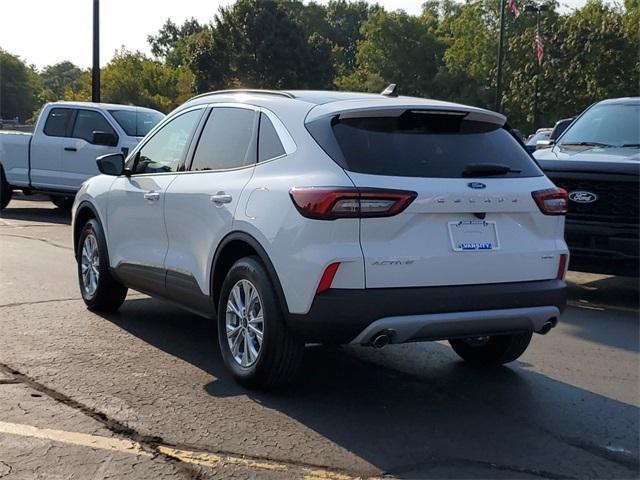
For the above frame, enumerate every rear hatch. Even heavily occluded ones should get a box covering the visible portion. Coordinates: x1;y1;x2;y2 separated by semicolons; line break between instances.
307;103;566;288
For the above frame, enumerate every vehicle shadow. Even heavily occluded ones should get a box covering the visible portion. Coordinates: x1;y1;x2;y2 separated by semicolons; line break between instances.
567;273;639;311
562;303;639;353
0;194;71;225
103;296;639;479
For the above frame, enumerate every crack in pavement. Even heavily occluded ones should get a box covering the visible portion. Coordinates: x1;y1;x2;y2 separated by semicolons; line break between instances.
0;292;146;309
0;233;72;251
347;349;638;477
0;460;12;478
0;222;69;228
0;363;386;479
0;297;82;309
529;424;640;472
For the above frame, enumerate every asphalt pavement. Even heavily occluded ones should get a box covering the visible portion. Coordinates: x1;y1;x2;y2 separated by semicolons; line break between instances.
0;194;638;479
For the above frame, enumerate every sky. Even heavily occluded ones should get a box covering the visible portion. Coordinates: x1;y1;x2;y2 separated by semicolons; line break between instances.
1;0;596;70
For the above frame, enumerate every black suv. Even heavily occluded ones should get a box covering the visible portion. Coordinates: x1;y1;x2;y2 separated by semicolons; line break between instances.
535;97;639;277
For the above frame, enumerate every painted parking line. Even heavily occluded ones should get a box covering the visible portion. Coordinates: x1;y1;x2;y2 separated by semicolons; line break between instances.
0;420;382;480
0;421;149;456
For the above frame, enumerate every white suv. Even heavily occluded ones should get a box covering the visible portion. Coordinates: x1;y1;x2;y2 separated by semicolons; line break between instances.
72;89;569;389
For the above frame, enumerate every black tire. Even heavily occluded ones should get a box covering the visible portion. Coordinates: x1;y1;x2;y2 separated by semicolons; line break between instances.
77;218;128;312
449;332;533;366
217;256;304;390
50;195;74;210
0;167;12;210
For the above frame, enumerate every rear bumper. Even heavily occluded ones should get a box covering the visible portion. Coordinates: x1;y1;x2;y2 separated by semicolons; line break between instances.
565;219;639;276
287;279;567;344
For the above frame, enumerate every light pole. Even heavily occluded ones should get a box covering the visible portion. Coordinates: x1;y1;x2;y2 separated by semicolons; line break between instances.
524;2;549;130
92;0;100;103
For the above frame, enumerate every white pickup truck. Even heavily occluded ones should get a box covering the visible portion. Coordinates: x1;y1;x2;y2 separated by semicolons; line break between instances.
0;102;164;210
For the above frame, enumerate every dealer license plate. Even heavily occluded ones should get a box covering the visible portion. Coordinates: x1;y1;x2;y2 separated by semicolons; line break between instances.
448;220;500;251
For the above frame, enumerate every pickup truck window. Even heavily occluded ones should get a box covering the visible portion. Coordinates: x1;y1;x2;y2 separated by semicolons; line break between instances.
132;109;203;175
43;108;73;137
109;109;164;137
72;110;116;144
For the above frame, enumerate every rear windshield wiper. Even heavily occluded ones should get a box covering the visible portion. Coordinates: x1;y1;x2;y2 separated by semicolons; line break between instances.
463;163;522;177
560;141;614;148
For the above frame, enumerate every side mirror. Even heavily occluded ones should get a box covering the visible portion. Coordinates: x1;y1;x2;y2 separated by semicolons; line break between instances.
92;131;118;146
536;139;554;150
96;153;126;176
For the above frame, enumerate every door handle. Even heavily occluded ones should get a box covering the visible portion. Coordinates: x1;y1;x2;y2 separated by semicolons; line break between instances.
143;191;161;201
64;147;77;152
210;193;232;205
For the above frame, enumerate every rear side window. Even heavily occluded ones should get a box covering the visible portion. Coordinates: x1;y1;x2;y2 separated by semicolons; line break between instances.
191;107;257;171
43;108;72;137
330;111;542;178
258;114;285;162
72;110;116;143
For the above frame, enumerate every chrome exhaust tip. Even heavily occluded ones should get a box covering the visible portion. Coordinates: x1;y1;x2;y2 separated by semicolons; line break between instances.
371;330;392;348
538;317;558;335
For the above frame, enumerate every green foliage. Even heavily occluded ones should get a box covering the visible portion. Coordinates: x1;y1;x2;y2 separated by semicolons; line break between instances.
3;0;637;132
0;50;40;121
39;61;88;101
148;18;204;68
188;0;333;91
101;49;193;112
336;9;444;96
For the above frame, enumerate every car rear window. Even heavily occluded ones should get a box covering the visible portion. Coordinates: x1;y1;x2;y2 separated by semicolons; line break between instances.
329;111;542;178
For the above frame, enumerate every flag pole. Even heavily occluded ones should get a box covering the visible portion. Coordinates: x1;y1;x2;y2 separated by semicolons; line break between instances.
525;3;549;131
495;0;507;112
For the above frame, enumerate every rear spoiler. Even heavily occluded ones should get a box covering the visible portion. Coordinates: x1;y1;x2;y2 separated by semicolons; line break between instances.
305;98;506;126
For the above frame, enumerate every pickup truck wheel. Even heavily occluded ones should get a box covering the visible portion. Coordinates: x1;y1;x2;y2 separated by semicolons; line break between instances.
449;332;533;366
77;219;128;312
50;195;74;210
0;168;12;210
217;256;304;390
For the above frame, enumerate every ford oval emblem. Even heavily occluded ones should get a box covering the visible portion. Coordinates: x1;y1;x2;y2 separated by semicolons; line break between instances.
467;182;486;189
569;191;598;203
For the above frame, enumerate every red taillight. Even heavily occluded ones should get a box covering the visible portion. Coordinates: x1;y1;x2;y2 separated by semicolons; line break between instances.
557;253;569;280
532;188;568;215
317;262;340;293
290;187;417;220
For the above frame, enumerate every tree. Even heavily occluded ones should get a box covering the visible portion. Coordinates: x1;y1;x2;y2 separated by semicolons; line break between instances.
326;0;376;75
148;18;204;68
336;9;444;96
101;50;193;112
188;0;333;92
504;0;638;130
39;61;88;102
0;50;40;121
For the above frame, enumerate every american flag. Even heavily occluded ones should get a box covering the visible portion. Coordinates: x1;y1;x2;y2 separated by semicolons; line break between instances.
535;30;544;65
508;0;520;17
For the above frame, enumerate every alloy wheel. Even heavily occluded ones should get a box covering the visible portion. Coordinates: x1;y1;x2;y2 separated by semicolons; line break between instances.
80;233;100;296
225;279;264;367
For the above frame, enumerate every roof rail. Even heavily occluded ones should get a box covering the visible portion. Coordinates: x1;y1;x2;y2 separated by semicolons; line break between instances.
191;89;295;101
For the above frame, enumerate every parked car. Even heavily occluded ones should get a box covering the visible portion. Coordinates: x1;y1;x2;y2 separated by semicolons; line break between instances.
536;118;575;150
525;128;552;153
535;97;639;276
72;89;568;389
0;102;164;210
